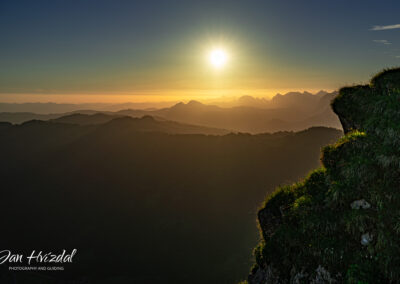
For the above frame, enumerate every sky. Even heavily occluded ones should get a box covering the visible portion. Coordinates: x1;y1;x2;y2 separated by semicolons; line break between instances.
0;0;400;103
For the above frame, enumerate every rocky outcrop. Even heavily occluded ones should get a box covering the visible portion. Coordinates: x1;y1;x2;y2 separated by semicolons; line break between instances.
247;68;400;283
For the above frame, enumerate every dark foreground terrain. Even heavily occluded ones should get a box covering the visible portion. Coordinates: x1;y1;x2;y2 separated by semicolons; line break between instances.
0;117;341;283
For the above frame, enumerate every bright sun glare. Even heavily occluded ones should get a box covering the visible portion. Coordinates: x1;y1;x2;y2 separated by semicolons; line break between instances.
209;49;228;69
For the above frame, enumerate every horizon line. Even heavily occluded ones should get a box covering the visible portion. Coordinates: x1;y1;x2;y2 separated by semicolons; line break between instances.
0;88;337;104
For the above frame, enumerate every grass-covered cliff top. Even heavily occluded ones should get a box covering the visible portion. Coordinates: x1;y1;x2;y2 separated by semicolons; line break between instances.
247;67;400;283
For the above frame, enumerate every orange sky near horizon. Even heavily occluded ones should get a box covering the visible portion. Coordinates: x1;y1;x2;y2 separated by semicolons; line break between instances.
0;88;338;104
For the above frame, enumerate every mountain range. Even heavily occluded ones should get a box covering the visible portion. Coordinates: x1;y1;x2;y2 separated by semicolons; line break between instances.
0;91;341;133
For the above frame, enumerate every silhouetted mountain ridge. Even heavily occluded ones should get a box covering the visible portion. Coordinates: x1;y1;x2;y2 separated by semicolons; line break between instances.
0;91;341;133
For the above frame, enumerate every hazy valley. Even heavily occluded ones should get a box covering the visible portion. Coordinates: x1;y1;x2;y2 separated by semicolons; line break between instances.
0;104;342;282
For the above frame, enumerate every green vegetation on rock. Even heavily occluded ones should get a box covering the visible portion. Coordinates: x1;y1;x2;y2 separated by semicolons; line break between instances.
248;68;400;283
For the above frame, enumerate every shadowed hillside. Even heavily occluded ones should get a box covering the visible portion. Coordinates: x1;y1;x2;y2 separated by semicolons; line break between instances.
50;113;124;125
51;114;230;135
246;68;400;283
0;120;341;283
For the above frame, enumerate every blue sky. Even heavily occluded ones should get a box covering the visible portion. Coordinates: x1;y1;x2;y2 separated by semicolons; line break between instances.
0;0;399;101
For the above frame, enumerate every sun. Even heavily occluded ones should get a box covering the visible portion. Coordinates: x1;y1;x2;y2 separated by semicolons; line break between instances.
209;48;228;69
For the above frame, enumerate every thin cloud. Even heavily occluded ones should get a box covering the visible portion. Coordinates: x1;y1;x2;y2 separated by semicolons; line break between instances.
371;24;400;31
373;40;392;45
396;56;400;59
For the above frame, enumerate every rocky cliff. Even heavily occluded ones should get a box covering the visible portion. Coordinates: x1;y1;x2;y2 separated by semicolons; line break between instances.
247;68;400;283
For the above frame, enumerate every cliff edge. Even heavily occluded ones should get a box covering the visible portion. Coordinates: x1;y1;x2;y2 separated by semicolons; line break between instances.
247;67;400;283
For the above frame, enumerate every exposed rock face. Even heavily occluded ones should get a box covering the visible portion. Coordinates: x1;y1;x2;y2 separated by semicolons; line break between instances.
248;265;280;284
257;203;284;240
350;199;371;210
247;68;400;283
360;233;373;246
